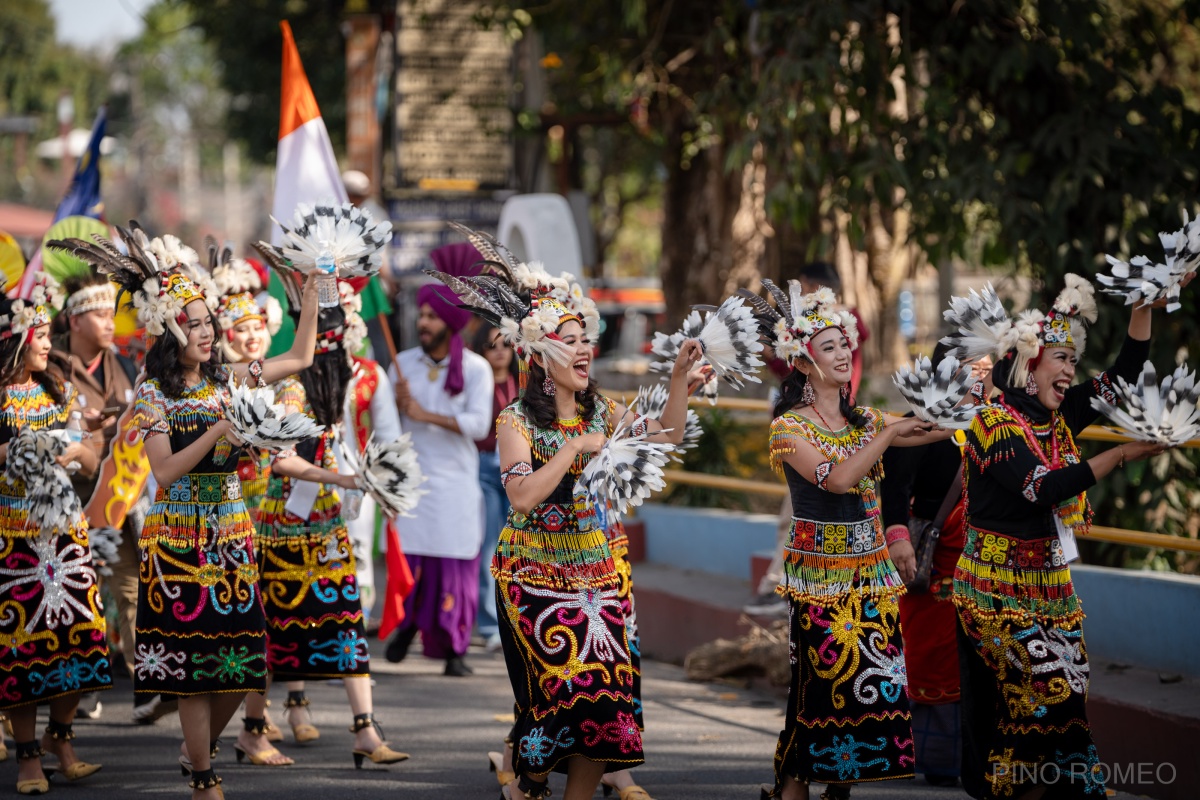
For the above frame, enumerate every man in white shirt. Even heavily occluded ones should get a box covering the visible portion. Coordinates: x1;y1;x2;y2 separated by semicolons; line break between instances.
386;249;493;676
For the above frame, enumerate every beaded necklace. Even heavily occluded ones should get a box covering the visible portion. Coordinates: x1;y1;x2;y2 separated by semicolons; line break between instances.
997;399;1089;533
999;400;1060;468
809;404;844;433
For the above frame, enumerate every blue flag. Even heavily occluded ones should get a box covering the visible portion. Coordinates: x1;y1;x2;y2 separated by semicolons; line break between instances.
54;106;107;222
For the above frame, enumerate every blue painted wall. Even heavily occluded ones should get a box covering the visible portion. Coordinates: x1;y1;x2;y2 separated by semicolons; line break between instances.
636;503;777;580
638;503;1200;676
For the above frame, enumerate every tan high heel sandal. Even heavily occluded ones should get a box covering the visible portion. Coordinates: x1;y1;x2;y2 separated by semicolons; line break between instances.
350;713;408;768
284;692;320;743
488;750;514;787
42;720;101;783
14;742;48;796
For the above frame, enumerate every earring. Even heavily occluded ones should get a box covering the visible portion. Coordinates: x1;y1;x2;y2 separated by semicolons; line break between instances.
800;380;816;406
1026;376;1039;395
542;376;556;396
840;383;850;400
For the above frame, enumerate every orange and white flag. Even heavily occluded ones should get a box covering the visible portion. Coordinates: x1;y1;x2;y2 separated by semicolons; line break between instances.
271;20;347;245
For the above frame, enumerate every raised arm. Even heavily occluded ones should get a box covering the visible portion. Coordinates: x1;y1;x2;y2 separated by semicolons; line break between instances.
1061;304;1151;433
229;277;320;386
497;413;604;515
776;414;934;495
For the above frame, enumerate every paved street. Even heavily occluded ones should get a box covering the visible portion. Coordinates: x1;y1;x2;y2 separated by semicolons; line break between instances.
11;646;1143;799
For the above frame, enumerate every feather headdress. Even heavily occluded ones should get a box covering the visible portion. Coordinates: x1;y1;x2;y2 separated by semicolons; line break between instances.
737;279;859;364
940;275;1097;389
423;222;600;370
1096;212;1200;313
259;202;392;278
46;221;207;346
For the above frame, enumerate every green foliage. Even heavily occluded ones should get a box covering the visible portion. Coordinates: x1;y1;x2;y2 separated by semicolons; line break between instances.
181;0;347;164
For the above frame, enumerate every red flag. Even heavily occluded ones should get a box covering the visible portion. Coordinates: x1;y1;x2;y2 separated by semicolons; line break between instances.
378;520;414;641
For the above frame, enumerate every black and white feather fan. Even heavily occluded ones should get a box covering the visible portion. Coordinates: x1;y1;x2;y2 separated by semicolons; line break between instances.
226;379;324;451
577;414;676;520
628;384;703;460
940;283;1013;363
1089;360;1200;446
89;526;123;577
261;202;392;278
1096;213;1200;313
650;296;764;388
892;355;979;429
338;432;427;518
5;427;82;532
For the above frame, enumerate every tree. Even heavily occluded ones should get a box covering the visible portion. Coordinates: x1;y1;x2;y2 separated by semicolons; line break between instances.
181;0;348;164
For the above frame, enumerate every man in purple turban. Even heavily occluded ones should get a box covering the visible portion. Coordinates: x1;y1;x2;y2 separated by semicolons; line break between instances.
385;242;495;676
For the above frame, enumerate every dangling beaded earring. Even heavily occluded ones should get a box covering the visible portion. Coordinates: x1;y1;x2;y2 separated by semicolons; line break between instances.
1026;375;1039;395
800;380;816;406
840;383;850;401
542;376;556;396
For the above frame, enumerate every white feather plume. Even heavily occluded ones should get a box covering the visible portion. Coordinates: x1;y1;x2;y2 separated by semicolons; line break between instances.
338;432;428;518
650;296;764;388
940;283;1013;362
226;379;324;450
1089;360;1200;446
4;427;83;531
270;202;393;277
892;355;979;429
1097;213;1200;313
577;414;676;520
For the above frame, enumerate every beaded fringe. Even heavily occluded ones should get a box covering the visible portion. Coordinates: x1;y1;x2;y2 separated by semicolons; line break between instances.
952;526;1083;626
493;527;619;591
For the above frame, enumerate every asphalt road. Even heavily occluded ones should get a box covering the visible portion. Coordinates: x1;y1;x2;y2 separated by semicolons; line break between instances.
9;646;1142;799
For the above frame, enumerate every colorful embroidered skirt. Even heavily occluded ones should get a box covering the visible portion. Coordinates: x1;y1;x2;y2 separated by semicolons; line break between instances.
134;473;266;696
954;526;1103;798
496;574;644;777
772;591;914;789
608;524;643;729
0;506;112;709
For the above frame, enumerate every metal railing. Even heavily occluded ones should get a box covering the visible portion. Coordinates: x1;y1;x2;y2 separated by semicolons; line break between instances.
601;388;1200;556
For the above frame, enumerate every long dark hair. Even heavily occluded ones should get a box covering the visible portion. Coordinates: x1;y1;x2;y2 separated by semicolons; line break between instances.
774;367;868;428
470;323;519;381
0;333;66;407
522;358;599;429
298;306;353;427
143;311;227;399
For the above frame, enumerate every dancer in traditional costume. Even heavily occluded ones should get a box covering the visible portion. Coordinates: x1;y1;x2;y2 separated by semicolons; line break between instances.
249;278;407;770
49;224;321;799
0;278;111;795
426;226;701;800
741;282;942;800
939;277;1166;799
880;348;993;788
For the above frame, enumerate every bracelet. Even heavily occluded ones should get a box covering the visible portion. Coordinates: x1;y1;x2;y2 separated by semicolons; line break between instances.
1117;444;1125;468
884;525;911;545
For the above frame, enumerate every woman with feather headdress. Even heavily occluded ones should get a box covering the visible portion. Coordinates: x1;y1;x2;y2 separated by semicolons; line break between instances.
238;268;407;771
426;224;700;800
740;281;945;800
0;275;109;795
47;222;323;800
940;276;1169;799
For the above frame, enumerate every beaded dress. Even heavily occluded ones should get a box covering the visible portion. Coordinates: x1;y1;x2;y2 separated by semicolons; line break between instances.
0;380;112;709
132;365;266;696
494;397;644;778
255;377;367;680
767;407;913;790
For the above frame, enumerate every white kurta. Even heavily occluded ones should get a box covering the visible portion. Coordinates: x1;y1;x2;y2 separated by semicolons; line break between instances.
389;346;493;559
336;360;404;608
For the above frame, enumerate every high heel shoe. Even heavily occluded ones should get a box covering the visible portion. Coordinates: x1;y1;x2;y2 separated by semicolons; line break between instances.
41;720;102;782
349;713;408;768
235;717;293;766
601;779;654;800
487;750;514;787
285;691;320;744
263;703;284;743
14;742;48;796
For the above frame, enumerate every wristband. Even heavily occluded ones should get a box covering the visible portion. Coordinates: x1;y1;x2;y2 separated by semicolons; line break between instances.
884;525;911;545
1118;444;1125;468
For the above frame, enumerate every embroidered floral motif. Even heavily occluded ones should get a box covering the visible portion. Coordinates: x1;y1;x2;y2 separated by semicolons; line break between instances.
190;645;267;683
580;711;642;753
519;725;575;767
808;734;890;781
308;630;369;672
28;656;109;696
135;642;188;682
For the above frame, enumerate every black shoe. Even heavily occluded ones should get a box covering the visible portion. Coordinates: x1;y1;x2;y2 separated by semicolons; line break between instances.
444;655;474;677
385;626;418;664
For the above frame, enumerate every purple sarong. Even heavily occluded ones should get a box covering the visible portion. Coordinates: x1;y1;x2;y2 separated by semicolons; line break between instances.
398;553;480;658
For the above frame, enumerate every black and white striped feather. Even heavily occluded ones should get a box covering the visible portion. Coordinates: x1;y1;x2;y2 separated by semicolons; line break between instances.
338;432;428;518
628;384;704;460
939;283;1013;363
650;296;764;388
1097;213;1200;313
1089;360;1200;446
4;427;82;532
226;379;325;451
261;202;392;278
577;414;676;520
892;355;979;429
88;526;123;577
